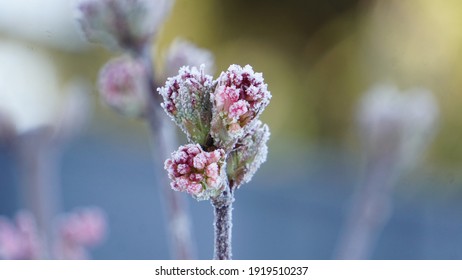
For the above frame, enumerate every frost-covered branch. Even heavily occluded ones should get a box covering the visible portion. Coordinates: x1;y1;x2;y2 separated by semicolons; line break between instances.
160;64;271;259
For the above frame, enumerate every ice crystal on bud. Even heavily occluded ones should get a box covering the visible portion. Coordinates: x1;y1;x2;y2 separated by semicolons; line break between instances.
164;38;215;78
98;56;148;117
165;144;226;200
210;64;271;151
158;65;215;145
0;212;40;260
227;120;270;189
76;0;173;51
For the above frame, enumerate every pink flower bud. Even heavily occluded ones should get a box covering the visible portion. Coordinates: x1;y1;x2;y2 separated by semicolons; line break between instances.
58;207;107;248
226;120;270;189
210;64;271;151
165;144;226;200
193;153;207;169
98;56;148;117
76;0;173;52
158;65;215;145
206;162;219;178
0;212;40;260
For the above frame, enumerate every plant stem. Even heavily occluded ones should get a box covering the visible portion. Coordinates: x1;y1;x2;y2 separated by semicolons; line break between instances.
139;46;196;259
146;109;196;259
335;156;396;259
17;127;61;259
211;188;234;260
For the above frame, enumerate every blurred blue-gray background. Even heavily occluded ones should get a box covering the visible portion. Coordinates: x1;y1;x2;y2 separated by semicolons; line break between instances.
1;0;462;259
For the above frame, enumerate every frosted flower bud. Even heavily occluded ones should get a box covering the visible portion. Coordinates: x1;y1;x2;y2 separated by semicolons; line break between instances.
165;144;226;201
76;0;173;52
163;38;215;78
158;65;215;145
58;207;107;248
0;212;40;260
357;84;438;170
98;56;148;117
210;64;271;151
227;120;270;189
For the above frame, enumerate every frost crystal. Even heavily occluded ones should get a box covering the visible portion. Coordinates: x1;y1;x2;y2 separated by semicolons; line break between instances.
210;64;271;151
164;38;215;78
165;144;226;201
76;0;173;51
158;65;215;145
227;120;270;189
98;56;148;117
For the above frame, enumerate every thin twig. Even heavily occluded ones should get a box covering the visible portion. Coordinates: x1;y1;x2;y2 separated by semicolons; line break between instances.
211;187;234;260
139;46;196;259
17;127;62;259
335;156;396;259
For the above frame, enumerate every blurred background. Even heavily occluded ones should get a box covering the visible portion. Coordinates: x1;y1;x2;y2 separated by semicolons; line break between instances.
1;0;462;259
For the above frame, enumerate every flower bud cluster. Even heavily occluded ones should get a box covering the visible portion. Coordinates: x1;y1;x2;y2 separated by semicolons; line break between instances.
0;208;107;260
76;0;173;52
0;212;40;260
160;64;271;200
56;207;107;260
58;207;107;247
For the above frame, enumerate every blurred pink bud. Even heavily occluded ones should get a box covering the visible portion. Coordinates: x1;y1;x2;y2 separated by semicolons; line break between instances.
158;65;215;145
165;144;226;200
98;56;148;117
76;0;173;52
163;38;215;78
357;84;438;170
210;64;271;151
58;207;107;248
0;211;40;260
227;120;270;189
56;243;88;260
